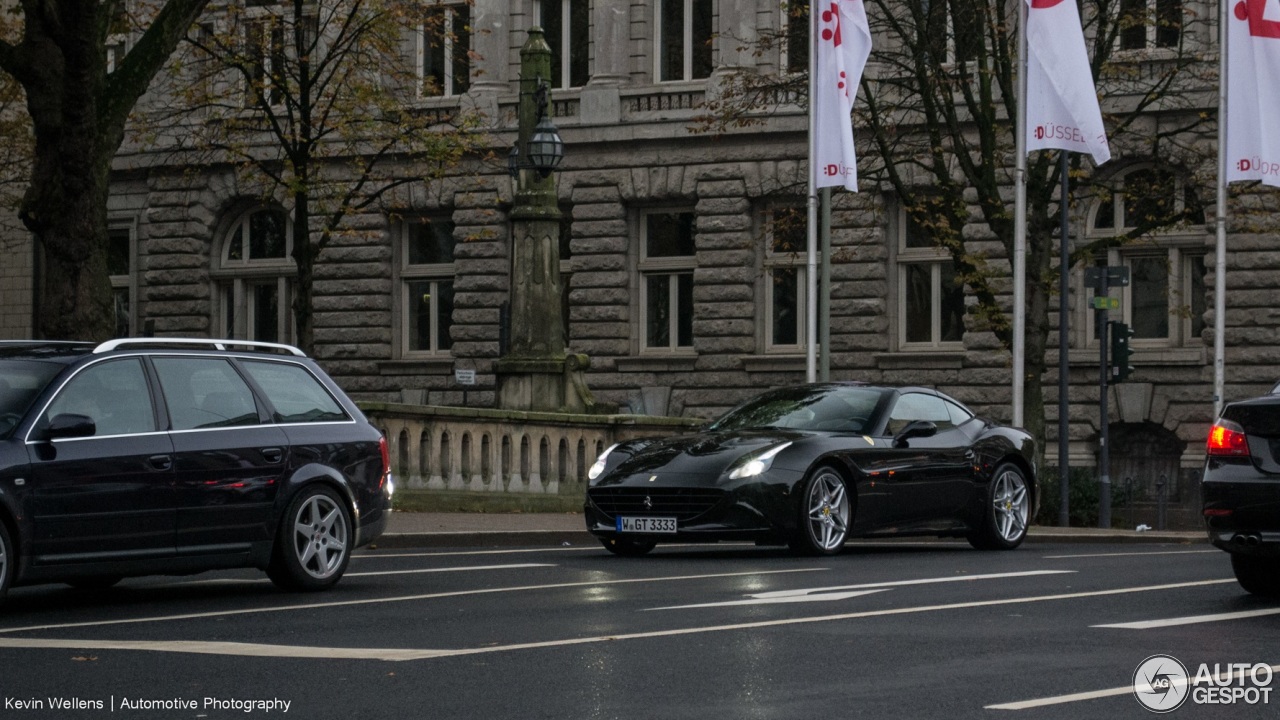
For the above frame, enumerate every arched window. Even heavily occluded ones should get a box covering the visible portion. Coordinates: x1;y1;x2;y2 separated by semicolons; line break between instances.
213;206;294;343
1084;167;1206;349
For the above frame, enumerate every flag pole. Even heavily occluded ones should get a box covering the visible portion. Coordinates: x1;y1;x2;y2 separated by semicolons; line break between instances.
1012;0;1029;428
806;3;819;384
1213;0;1229;418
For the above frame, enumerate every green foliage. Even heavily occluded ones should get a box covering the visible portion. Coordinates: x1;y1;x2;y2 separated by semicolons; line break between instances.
1035;466;1136;528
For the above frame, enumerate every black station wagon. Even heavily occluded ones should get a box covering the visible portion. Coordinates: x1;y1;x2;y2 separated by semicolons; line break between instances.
0;338;391;607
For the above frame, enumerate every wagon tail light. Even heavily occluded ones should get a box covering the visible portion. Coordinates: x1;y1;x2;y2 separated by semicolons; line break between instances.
378;436;392;489
1206;420;1250;458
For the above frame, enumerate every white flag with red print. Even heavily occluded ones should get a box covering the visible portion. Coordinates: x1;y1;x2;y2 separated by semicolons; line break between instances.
1227;0;1280;187
813;0;872;191
1025;0;1110;165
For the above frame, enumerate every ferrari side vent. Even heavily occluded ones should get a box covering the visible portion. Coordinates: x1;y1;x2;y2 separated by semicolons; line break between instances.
587;488;725;521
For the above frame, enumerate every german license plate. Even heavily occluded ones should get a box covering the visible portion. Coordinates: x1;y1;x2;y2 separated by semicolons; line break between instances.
616;516;677;533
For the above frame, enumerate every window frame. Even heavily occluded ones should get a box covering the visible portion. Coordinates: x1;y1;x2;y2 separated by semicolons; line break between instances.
539;0;591;89
417;2;471;99
213;206;296;344
893;205;965;351
399;215;458;358
1116;0;1184;53
762;206;812;353
654;0;714;83
107;220;137;339
638;209;697;354
1083;168;1207;349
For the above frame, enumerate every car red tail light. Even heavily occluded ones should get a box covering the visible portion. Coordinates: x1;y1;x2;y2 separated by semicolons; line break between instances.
378;436;391;486
1207;420;1250;457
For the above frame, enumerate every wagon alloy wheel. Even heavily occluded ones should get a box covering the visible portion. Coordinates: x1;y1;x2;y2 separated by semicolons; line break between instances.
268;486;352;591
791;467;851;556
968;463;1030;551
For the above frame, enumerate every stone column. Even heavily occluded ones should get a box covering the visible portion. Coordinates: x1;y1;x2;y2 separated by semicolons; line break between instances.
580;0;629;125
468;0;510;123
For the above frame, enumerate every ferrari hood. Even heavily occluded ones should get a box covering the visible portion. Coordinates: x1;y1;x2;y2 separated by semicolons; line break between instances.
599;430;803;484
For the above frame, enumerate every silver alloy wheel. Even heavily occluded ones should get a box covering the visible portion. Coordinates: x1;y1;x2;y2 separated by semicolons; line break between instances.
992;467;1029;542
806;469;850;551
291;493;349;580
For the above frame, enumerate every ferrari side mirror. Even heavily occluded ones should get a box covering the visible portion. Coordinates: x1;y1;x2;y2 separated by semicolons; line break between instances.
892;420;937;448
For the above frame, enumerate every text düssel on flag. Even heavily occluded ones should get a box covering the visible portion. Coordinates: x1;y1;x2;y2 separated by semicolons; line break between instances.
1025;0;1110;165
813;0;872;192
1226;0;1280;187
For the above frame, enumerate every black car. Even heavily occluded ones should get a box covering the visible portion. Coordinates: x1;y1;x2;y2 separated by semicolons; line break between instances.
584;383;1037;556
0;338;391;607
1202;393;1280;596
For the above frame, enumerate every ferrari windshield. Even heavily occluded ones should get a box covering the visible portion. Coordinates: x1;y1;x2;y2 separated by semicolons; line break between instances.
707;385;886;433
0;359;63;437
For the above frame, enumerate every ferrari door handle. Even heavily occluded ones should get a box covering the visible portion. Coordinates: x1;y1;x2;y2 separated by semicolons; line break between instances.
149;454;173;471
260;447;284;464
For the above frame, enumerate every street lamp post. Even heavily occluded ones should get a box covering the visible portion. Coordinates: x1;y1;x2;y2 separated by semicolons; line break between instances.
494;28;592;413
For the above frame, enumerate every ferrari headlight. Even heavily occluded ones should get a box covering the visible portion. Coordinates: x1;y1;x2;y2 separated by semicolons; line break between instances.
728;441;792;480
588;443;619;481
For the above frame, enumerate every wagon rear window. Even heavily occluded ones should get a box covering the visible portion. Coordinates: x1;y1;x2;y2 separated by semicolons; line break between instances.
241;361;348;423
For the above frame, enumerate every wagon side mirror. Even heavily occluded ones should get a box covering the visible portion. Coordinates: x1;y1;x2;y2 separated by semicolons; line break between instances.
44;413;97;440
892;420;937;448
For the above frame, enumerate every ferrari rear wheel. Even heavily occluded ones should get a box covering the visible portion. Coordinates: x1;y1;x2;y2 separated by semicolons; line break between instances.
0;521;12;608
968;463;1030;551
600;537;656;557
790;466;851;556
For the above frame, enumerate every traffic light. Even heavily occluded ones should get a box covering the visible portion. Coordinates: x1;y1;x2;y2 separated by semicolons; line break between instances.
1109;321;1135;384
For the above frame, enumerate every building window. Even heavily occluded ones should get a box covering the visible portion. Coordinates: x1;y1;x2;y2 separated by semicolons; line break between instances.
656;0;713;82
1119;0;1182;51
923;0;984;66
401;216;457;356
216;207;294;343
1087;168;1206;347
107;225;135;338
541;0;590;89
764;207;812;351
639;211;696;351
419;3;471;98
896;205;965;349
783;2;808;74
245;16;286;107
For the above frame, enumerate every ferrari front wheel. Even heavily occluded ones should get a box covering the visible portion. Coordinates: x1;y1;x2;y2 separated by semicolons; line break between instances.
790;466;851;556
968;463;1030;551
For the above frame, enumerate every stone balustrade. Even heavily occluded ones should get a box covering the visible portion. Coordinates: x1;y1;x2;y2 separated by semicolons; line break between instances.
360;402;700;497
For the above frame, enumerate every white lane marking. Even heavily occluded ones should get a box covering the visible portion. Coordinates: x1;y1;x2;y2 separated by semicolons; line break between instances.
1;579;1233;662
354;543;757;560
0;569;826;635
0;638;454;662
1042;550;1217;560
647;570;1075;610
1093;607;1280;629
347;563;554;577
648;589;890;608
987;663;1280;710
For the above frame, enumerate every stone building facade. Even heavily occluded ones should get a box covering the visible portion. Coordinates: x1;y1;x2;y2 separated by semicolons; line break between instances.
3;1;1278;525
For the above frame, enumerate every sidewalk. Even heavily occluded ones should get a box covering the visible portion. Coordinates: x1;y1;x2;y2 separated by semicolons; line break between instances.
372;511;1207;549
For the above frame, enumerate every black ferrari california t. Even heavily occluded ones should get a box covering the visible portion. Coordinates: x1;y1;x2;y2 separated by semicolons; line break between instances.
584;383;1037;556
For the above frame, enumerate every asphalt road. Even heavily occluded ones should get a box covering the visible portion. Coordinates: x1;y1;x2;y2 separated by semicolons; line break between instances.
0;539;1277;720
